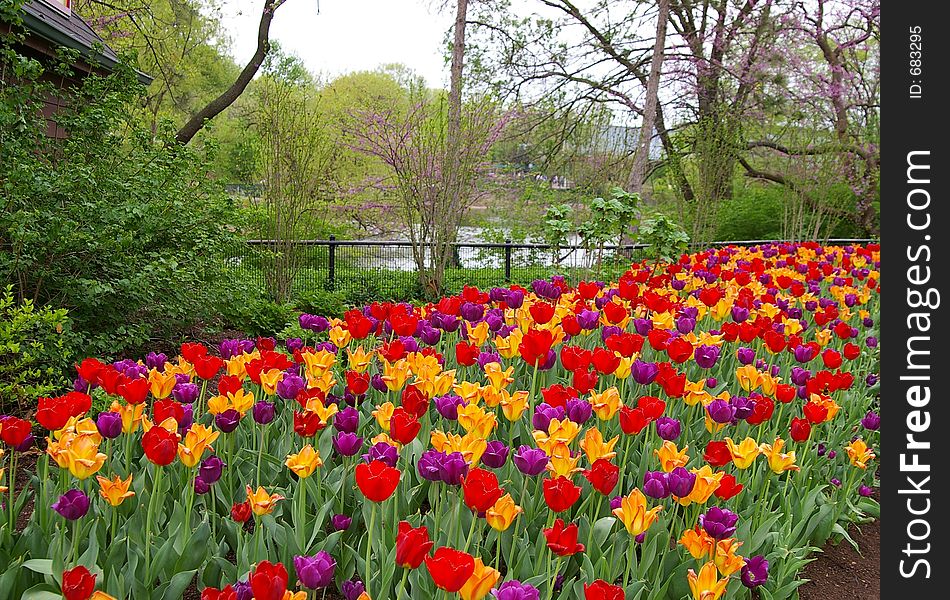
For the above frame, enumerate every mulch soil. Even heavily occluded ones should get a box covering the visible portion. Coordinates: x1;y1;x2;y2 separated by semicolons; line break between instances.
798;518;880;600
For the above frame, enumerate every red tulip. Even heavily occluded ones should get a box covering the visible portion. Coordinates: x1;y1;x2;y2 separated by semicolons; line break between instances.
775;384;797;404
356;460;400;503
96;367;125;396
294;410;325;438
455;341;480;367
666;337;693;364
396;521;434;569
560;346;592;372
572;368;598;395
346;371;370;396
381;339;407;363
201;586;237;600
821;349;843;369
561;314;582;336
591;347;621;375
75;358;105;386
36;397;70;431
745;395;774;425
390;407;422;445
193;355;224;380
543;476;581;513
803;401;828;424
250;560;289;600
425;547;476;592
638;396;666;420
141;426;180;466
61;566;96;600
344;310;374;339
714;473;744;501
540;384;578;409
462;468;504;513
116;376;150;405
577;281;600;299
703;441;732;467
180;342;208;364
231;500;252;523
543;518;585;556
584;579;625;600
583;459;619;496
529;301;556;325
1;416;31;447
518;328;554;367
619;406;649;435
63;391;92;417
790;417;812;442
218;375;243;396
401;384;430;418
153;399;184;426
698;286;722;307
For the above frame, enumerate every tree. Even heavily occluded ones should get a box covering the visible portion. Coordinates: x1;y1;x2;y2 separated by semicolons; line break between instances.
628;0;669;196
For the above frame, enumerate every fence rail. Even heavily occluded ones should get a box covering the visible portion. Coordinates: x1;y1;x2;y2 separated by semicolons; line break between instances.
225;237;877;301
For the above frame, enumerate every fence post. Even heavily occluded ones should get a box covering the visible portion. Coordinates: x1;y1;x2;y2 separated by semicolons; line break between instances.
327;235;336;291
504;239;512;282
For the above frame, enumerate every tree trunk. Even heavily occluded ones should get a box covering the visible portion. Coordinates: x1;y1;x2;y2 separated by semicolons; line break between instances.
627;0;669;196
175;0;285;145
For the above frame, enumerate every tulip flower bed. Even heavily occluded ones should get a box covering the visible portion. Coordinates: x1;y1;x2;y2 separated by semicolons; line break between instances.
0;242;880;600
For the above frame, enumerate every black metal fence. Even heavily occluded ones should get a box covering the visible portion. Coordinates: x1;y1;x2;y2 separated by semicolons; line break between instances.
223;237;877;301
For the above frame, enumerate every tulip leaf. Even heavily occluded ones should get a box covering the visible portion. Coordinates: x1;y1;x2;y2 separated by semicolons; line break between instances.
19;584;61;600
159;569;197;600
593;516;615;547
21;560;53;576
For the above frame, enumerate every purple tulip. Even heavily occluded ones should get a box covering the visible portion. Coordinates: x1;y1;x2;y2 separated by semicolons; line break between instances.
96;411;123;439
676;316;696;334
736;347;756;365
564;398;592;425
694;345;720;369
434;395;465;421
700;506;739;540
741;555;769;588
631;360;659;385
333;432;363;456
172;382;199;404
52;489;89;520
277;372;306;400
706;377;717;388
609;495;623;511
513;445;549;476
532;403;564;432
341;579;365;600
215;409;241;433
460;302;485;322
493;580;541;600
199;455;225;484
334;407;360;433
362;441;398;467
477;351;503;369
858;485;874;497
860;410;880;431
706;398;736;424
505;289;525;309
643;471;670;499
439;452;470;486
145;352;168;370
332;513;352;531
295;551;336;589
482;441;510;469
418;450;446;482
576;310;600;330
655;417;681;441
667;467;696;498
194;476;211;495
731;396;755;421
252;401;275;425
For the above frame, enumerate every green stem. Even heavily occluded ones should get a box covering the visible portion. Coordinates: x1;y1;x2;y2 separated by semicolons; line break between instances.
623;535;635;588
72;517;80;564
463;512;479;553
256;425;266;487
365;502;378;598
397;566;410;599
7;450;16;532
145;465;164;583
298;476;308;552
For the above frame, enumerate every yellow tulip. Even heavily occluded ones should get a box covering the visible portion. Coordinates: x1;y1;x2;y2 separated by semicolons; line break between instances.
614;356;635;380
759;437;800;474
846;439;875;469
714;538;744;577
434;431;488;465
246;485;285;516
229;388;256;415
347;346;373;373
259;368;284;396
207;394;230;415
373;402;395;431
46;433;73;469
328;326;352;348
382;359;411;391
735;364;761;392
683;379;708;406
467;321;491;347
545;442;582;477
458;403;498;438
148;368;177;400
483;362;514;390
579;427;619;463
677;466;725;506
97;474;135;507
612;488;662;537
480;386;503;408
178;424;220;468
532;418;581;452
724;437;761;470
654;441;689;473
500;389;529;422
302;349;337;379
687;561;729;600
486;493;522;532
65;434;107;480
91;592;120;600
590;387;621;420
494;329;523;359
459;558;501;600
0;468;6;494
453;381;483;405
286;444;323;478
679;526;715;559
282;592;308;600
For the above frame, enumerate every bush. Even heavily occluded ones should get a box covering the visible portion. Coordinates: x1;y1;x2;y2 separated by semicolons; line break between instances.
0;286;76;414
714;186;786;241
0;51;245;358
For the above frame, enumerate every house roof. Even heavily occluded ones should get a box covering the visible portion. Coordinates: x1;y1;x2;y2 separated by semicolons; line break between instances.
19;1;152;85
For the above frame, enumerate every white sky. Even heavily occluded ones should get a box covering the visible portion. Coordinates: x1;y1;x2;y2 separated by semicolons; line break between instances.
218;0;454;88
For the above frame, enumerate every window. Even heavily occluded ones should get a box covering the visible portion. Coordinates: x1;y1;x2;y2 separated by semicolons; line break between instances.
47;0;72;15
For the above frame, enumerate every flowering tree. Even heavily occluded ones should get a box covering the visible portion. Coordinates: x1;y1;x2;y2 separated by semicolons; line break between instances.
345;96;510;297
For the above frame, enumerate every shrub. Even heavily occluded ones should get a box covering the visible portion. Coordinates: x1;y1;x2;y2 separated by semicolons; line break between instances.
0;50;244;358
0;285;76;414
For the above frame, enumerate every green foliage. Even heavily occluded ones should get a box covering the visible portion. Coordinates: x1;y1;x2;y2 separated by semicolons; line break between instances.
577;187;641;247
542;203;574;248
0;55;244;358
713;186;786;241
0;286;76;414
638;214;690;263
